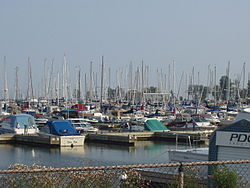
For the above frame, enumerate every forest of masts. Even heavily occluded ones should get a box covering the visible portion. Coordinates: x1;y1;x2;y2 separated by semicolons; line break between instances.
1;56;250;106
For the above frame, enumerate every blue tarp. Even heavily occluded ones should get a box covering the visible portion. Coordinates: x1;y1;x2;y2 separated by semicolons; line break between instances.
47;120;78;136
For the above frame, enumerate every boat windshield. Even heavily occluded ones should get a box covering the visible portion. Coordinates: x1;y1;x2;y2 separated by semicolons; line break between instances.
192;116;208;122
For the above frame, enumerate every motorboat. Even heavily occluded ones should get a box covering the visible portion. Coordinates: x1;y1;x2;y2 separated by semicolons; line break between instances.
67;118;99;133
39;120;85;146
168;147;209;179
0;114;39;134
168;147;209;162
191;114;217;130
235;107;250;121
35;117;49;125
168;113;216;131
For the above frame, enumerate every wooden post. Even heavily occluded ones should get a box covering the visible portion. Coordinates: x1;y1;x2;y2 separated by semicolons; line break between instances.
179;163;184;188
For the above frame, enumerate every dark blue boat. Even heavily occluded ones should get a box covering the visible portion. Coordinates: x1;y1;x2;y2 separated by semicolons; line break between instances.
40;120;79;136
39;120;85;146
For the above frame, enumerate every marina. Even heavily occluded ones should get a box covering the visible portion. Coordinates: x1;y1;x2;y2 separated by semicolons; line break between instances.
0;1;249;186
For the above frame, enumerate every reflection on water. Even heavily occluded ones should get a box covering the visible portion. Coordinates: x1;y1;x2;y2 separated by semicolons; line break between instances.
0;141;198;170
60;146;85;155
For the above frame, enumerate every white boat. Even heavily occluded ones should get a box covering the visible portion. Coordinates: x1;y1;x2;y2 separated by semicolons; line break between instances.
235;107;250;121
0;114;39;134
67;118;99;133
168;147;208;162
168;147;209;179
191;115;217;130
35;117;48;125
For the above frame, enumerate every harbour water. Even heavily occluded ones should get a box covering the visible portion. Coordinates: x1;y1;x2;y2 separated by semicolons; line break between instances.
0;141;197;169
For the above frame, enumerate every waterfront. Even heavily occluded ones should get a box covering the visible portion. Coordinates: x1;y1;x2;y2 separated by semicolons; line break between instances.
0;141;197;169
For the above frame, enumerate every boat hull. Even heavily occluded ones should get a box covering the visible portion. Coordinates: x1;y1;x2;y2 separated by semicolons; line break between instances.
168;148;208;162
60;135;85;147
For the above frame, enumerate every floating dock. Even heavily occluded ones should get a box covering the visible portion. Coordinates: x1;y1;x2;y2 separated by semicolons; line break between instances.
87;131;211;146
0;130;211;147
0;134;80;147
87;132;155;145
0;134;60;146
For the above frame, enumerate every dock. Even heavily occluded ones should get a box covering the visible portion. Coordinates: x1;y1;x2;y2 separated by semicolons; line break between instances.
15;134;61;146
86;131;211;146
0;130;211;147
0;134;62;147
87;132;155;145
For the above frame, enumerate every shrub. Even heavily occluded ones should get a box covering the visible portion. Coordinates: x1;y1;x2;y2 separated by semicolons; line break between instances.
212;165;239;188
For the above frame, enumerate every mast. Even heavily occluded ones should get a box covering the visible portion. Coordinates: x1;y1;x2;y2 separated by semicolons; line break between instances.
43;59;47;98
56;73;60;106
108;67;111;101
3;56;9;103
168;64;171;93
89;61;93;102
84;73;87;103
226;61;230;102
242;62;246;99
77;68;81;103
27;57;34;101
172;60;176;110
207;64;210;100
62;55;70;102
47;59;54;100
100;56;104;109
141;60;144;103
15;66;20;101
214;65;217;104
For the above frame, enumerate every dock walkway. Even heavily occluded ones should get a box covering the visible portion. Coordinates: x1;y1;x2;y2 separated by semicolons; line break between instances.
0;130;211;147
0;134;60;146
87;131;211;146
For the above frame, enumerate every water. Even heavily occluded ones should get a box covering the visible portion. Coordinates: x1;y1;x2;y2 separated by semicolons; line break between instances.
0;141;199;169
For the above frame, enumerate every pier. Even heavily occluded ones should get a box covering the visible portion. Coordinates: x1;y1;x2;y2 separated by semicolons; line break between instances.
0;130;211;147
87;131;211;146
0;134;61;147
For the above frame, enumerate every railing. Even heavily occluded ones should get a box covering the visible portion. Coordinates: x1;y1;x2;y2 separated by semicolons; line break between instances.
0;160;250;187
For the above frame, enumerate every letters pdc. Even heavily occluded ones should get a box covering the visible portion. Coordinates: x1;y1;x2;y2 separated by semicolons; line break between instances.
230;133;250;142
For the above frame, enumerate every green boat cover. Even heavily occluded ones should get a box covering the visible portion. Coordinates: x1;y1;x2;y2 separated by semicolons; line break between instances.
145;120;169;131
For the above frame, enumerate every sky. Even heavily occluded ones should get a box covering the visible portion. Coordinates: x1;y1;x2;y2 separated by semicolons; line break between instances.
0;0;250;98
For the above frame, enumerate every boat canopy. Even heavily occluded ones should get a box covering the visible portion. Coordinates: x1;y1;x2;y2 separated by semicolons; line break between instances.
10;114;37;129
145;120;169;131
46;120;78;136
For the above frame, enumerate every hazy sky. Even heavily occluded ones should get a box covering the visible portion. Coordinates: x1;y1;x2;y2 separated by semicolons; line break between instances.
1;1;250;96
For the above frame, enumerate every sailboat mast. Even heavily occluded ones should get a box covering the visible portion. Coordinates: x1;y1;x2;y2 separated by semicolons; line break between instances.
3;56;9;103
242;62;246;99
77;68;81;103
29;58;34;100
15;66;20;101
100;56;104;109
84;73;87;103
89;61;93;102
141;60;144;103
214;65;217;104
226;61;230;102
